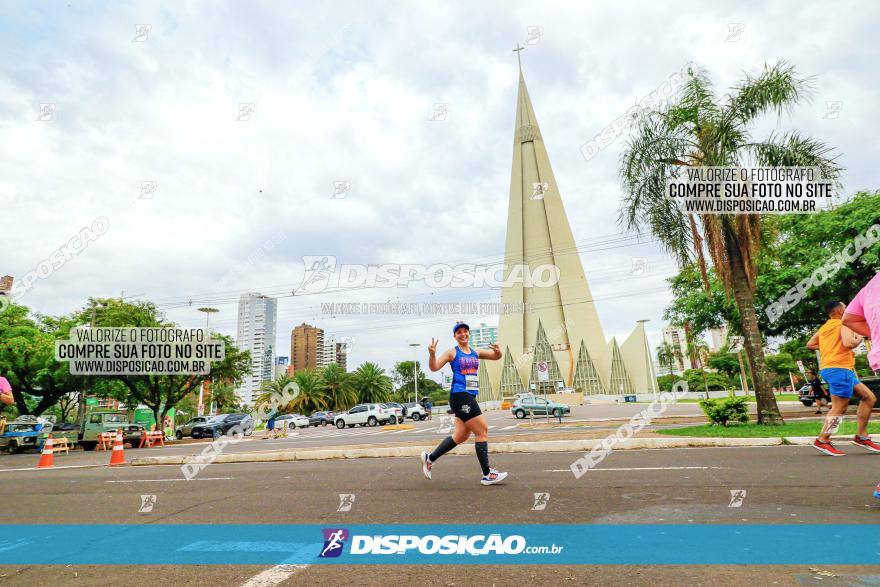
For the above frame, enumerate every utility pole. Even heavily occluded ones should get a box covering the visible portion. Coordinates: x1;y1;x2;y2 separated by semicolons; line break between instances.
197;308;220;416
409;343;421;404
76;299;102;425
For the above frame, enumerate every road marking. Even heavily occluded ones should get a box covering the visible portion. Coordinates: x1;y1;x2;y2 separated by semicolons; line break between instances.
0;463;107;473
543;466;724;472
501;425;518;430
106;477;235;483
240;564;309;587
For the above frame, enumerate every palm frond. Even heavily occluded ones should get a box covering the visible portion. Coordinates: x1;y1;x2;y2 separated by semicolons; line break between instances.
746;131;843;181
724;60;813;125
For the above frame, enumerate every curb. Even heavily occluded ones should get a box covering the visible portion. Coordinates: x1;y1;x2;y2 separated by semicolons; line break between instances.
130;436;785;467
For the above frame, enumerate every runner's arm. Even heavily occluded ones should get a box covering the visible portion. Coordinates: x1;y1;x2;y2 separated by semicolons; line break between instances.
476;343;502;360
429;347;452;372
806;331;820;350
842;312;871;338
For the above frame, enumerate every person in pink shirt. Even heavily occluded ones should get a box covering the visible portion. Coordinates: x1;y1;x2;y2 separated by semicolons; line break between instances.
842;273;880;499
0;376;12;406
843;272;880;374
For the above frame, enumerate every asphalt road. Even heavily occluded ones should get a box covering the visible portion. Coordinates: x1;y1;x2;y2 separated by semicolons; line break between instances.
3;445;880;585
0;401;816;471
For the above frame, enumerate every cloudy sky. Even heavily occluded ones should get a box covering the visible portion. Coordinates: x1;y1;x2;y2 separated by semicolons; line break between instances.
3;1;878;381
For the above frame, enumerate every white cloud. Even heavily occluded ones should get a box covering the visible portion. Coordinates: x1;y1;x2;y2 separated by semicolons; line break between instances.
2;0;877;380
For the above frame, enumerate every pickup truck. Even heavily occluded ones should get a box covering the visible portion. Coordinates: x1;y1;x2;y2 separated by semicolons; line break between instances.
0;416;44;453
77;411;146;450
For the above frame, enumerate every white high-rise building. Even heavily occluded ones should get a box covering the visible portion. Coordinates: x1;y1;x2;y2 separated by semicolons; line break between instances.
469;322;498;349
708;325;729;353
320;334;337;368
661;326;689;372
234;293;277;405
274;356;290;380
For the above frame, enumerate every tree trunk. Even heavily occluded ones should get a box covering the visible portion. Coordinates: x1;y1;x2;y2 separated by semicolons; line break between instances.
727;233;783;424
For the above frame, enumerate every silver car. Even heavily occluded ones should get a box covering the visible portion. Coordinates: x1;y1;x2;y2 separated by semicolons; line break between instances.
175;416;211;439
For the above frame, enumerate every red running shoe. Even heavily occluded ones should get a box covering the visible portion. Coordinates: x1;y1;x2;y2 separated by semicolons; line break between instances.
813;439;846;456
852;436;880;452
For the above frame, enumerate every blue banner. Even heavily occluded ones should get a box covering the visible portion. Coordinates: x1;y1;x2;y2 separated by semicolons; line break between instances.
1;524;878;565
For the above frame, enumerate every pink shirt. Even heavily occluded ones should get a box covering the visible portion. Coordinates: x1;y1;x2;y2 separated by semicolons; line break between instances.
0;377;10;394
847;272;880;372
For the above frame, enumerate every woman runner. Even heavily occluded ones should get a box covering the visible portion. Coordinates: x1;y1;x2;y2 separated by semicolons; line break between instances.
421;322;508;485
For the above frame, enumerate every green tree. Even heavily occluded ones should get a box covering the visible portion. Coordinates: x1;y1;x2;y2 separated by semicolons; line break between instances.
351;362;392;404
74;298;252;428
291;370;329;414
0;303;84;416
319;363;357;411
391;360;436;399
706;346;742;380
683;368;730;391
620;61;841;424
757;190;880;338
656;342;682;376
764;352;797;388
664;192;880;351
211;381;241;413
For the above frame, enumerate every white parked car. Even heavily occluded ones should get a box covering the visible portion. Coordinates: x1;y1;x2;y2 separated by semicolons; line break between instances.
335;404;395;428
403;402;428;421
275;414;310;429
380;403;404;424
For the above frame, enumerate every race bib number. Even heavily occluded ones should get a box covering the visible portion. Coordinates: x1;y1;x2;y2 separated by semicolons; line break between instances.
465;374;479;390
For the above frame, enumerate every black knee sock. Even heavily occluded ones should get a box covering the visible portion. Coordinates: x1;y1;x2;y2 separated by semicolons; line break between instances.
429;436;458;462
475;441;490;476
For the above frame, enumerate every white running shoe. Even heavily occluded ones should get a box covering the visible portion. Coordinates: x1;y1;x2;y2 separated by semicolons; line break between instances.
421;451;433;480
480;468;508;485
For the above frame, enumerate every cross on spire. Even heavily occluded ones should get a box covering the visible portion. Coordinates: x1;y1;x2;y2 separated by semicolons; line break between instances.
512;43;524;72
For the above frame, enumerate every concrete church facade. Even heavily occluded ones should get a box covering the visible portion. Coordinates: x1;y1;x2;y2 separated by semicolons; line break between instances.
480;65;657;401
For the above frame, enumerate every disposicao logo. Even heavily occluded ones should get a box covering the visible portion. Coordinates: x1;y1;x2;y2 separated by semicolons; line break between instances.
318;528;349;558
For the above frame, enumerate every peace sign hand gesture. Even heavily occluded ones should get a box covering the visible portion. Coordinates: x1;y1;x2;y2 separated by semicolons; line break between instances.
428;338;438;356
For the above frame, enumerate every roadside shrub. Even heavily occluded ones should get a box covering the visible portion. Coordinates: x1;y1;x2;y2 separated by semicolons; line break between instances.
699;397;749;427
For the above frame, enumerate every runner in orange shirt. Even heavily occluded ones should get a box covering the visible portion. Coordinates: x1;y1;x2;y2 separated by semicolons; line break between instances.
807;301;879;455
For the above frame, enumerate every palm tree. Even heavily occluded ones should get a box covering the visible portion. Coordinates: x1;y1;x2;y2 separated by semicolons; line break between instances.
351;362;393;404
686;338;712;398
288;370;329;414
656;342;683;377
211;381;241;413
253;375;296;414
319;363;357;411
620;61;841;424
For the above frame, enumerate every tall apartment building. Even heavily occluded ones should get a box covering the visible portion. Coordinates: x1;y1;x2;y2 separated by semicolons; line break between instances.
469;322;498;348
274;356;290;380
708;325;729;353
291;323;323;373
661;326;689;372
320;334;337;368
234;293;277;405
335;342;348;372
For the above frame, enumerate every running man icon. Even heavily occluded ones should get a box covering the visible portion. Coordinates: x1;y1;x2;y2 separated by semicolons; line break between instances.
319;528;349;558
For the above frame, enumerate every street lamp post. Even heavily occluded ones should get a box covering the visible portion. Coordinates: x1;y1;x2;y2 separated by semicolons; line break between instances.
409;343;421;404
197;308;220;416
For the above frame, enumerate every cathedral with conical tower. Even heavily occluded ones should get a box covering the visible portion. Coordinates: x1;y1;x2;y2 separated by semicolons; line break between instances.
480;52;656;400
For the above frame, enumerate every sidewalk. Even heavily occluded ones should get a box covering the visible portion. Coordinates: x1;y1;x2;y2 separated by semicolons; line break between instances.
131;432;870;467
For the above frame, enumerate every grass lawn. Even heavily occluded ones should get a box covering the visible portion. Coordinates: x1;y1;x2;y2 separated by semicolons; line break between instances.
657;421;880;438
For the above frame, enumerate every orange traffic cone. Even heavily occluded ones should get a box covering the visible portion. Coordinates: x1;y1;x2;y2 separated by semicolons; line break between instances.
37;435;54;469
109;429;125;466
